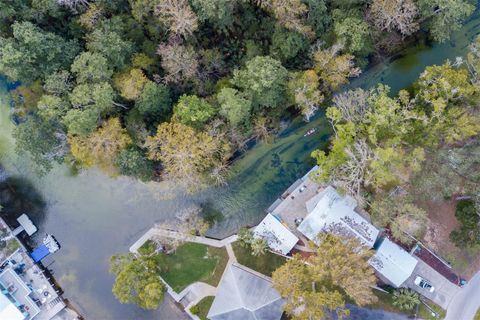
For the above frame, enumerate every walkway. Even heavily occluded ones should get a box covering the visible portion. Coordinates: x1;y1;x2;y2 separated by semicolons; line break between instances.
129;227;237;253
445;271;480;320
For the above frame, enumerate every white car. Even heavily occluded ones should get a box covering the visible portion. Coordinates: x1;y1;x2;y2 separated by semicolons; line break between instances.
414;276;435;293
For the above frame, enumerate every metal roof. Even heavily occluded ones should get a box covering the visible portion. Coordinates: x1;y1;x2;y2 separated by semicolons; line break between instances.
207;264;284;320
297;186;379;247
369;238;418;287
254;214;298;255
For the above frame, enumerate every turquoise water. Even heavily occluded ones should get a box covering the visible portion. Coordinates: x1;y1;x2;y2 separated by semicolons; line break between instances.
0;11;479;319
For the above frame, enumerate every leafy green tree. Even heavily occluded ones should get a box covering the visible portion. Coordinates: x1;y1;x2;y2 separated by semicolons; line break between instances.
69;82;116;114
232;56;288;111
0;21;79;82
173;95;216;128
110;253;165;310
190;0;235;29
43;71;73;96
71;51;113;84
37;95;69;120
115;146;154;181
417;0;474;42
62;108;99;137
450;200;480;247
269;26;307;62
136;82;172;120
217;88;252;127
333;10;372;56
392;289;420;310
86;28;134;69
14;116;67;175
304;0;330;35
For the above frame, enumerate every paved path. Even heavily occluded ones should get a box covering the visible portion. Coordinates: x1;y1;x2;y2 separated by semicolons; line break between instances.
445;271;480;320
129;227;237;253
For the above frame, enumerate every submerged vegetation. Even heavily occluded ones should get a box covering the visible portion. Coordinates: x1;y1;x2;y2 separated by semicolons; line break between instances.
0;0;475;190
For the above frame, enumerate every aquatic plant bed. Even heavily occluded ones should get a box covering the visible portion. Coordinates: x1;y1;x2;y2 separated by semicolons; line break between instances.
190;296;214;320
154;242;228;292
232;241;287;276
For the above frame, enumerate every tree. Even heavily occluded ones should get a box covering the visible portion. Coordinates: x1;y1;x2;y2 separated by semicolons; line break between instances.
190;0;235;29
114;68;148;101
69;82;116;114
145;121;230;189
450;200;480;247
110;253;165;309
232;56;288;111
0;21;78;82
392;288;420;310
250;237;268;256
237;227;253;247
69;118;132;175
37;95;69;120
259;0;314;38
272;234;377;319
217;88;252;127
287;70;324;121
173;95;216;128
86;27;134;69
79;3;103;30
417;0;474;43
136;81;172;119
156;42;198;84
313;45;361;91
304;0;330;35
155;0;198;37
175;205;210;236
333;11;372;56
369;0;419;37
371;195;427;244
14;116;67;175
269;26;308;62
115;146;154;181
43;70;73;96
71;51;113;84
63;108;99;137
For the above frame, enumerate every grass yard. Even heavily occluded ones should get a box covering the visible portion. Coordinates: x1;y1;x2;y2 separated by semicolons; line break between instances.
369;290;445;320
474;308;480;320
154;242;228;292
190;296;214;320
232;241;287;276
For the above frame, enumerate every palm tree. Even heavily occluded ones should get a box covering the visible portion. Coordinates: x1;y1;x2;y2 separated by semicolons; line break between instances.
392;288;420;310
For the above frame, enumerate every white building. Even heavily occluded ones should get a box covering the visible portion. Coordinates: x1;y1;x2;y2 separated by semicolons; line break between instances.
297;186;379;247
254;214;299;255
369;238;418;287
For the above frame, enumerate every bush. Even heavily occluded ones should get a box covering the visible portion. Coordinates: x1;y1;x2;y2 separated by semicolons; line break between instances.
392;288;420;311
450;200;480;247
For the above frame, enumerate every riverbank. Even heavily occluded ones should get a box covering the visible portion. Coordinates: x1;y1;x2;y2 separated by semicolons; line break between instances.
0;9;479;319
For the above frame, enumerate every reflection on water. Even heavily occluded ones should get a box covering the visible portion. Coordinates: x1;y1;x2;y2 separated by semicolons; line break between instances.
0;10;479;319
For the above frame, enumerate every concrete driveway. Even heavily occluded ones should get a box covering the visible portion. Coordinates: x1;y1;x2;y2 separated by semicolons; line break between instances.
445;272;480;320
404;259;460;309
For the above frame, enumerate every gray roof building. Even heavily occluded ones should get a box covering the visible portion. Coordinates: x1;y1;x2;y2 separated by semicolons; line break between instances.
207;264;285;320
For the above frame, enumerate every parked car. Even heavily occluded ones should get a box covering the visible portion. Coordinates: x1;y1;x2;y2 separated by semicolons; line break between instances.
414;276;435;292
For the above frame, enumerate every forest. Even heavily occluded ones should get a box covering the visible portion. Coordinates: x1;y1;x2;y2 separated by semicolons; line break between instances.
0;0;476;190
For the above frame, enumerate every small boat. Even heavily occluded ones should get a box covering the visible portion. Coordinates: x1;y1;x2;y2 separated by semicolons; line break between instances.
303;128;318;137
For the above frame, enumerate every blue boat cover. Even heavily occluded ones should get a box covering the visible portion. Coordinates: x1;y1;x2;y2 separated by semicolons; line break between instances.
31;244;50;262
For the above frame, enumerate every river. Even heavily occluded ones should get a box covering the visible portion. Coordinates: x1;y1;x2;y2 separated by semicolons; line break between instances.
0;11;479;319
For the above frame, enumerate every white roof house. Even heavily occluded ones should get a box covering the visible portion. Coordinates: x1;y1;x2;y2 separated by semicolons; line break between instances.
207;264;285;320
297;186;379;247
369;238;418;287
254;214;299;255
0;292;25;320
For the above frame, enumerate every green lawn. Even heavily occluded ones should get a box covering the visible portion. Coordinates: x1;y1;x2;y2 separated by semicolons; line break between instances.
190;296;214;320
369;290;445;319
232;241;287;276
154;242;229;292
